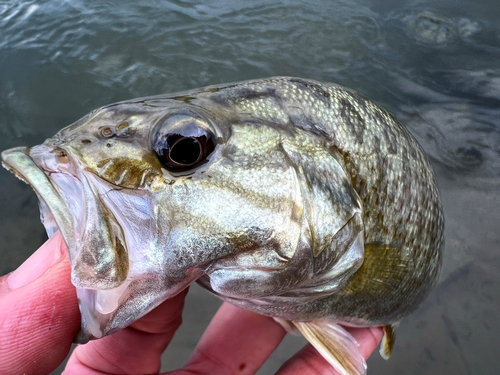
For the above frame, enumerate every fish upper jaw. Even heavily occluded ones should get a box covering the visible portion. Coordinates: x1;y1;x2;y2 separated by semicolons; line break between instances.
29;144;86;240
1;146;77;253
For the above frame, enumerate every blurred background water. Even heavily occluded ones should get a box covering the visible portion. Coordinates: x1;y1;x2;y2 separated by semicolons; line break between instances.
0;1;499;374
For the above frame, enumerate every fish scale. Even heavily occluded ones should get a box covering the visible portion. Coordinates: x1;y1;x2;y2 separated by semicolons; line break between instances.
215;77;442;289
2;77;443;375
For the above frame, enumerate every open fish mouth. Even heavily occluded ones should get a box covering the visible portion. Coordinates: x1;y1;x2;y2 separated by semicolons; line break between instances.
1;145;188;343
1;145;129;290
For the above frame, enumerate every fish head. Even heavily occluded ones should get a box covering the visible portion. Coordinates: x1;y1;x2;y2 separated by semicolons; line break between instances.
1;93;362;342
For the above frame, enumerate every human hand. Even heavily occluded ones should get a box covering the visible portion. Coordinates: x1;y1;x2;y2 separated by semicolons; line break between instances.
0;232;383;375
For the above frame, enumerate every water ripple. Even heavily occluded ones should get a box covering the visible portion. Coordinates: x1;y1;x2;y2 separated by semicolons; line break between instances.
0;0;499;178
0;3;500;374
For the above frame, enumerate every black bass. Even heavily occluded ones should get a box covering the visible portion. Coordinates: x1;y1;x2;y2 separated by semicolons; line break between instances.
1;77;444;375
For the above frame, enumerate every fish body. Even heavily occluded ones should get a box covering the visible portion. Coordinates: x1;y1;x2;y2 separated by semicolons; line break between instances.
1;77;443;374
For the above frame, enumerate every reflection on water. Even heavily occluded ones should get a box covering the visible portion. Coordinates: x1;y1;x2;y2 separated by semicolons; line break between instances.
1;1;498;374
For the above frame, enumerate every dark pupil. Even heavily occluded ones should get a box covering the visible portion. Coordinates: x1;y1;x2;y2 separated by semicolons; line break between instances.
170;137;201;165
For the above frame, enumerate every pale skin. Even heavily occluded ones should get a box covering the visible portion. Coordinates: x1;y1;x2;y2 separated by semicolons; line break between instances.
0;232;383;375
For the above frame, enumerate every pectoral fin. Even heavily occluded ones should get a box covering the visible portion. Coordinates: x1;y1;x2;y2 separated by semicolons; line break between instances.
380;322;399;360
293;320;366;375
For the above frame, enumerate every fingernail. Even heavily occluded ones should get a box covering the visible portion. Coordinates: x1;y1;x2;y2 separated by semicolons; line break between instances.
7;232;65;290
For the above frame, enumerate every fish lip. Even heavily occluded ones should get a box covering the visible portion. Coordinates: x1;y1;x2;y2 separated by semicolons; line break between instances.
1;146;76;250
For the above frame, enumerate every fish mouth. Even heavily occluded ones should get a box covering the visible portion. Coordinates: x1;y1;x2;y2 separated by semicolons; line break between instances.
1;146;127;340
1;145;190;343
2;146;129;291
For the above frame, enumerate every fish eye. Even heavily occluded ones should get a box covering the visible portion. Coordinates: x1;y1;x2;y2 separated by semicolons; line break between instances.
151;115;216;171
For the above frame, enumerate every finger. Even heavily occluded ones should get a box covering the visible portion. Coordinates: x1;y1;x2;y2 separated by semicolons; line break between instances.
0;232;81;375
276;326;384;375
169;302;286;375
65;288;188;375
345;326;384;359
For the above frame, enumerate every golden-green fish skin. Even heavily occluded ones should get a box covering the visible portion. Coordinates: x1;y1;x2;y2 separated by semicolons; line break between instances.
198;77;444;325
1;77;443;341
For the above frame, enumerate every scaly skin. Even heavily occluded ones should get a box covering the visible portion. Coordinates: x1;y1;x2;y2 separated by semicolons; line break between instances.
198;77;444;324
1;77;443;341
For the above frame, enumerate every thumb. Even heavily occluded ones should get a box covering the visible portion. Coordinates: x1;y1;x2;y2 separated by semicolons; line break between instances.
0;232;81;375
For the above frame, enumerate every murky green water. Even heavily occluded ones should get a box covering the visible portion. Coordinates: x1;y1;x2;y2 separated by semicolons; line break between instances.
1;1;498;374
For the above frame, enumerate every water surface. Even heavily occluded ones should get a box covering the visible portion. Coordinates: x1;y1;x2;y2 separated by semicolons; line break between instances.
1;1;498;374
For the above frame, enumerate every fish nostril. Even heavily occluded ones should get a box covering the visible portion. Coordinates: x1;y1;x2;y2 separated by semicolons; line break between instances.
100;127;115;138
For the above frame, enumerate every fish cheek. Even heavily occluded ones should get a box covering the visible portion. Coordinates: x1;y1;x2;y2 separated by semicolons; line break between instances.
96;157;161;188
69;134;165;190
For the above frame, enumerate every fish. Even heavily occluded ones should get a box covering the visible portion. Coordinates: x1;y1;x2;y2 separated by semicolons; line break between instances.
1;77;444;375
